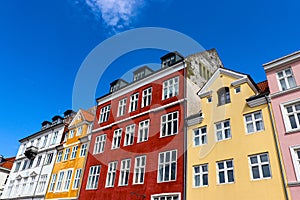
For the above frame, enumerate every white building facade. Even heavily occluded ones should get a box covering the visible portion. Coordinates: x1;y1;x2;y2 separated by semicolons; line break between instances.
1;112;74;200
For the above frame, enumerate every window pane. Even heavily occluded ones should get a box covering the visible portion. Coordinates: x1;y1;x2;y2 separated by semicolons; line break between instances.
252;166;260;179
247;124;254;133
288;76;296;88
228;170;234;182
203;174;208;185
250;156;258;164
289;115;297;129
262;165;271;177
219;172;225;183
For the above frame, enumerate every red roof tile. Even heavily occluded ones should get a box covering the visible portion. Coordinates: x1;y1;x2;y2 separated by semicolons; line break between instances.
257;80;269;93
0;157;15;170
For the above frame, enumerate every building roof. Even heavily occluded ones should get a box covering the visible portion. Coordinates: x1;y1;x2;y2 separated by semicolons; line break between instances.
0;157;15;170
256;80;270;93
81;109;95;122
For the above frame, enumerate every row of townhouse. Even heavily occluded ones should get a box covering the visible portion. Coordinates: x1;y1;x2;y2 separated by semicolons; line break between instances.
1;49;300;200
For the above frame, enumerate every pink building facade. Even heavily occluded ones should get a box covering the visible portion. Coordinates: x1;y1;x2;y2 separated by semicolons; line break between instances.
263;50;300;199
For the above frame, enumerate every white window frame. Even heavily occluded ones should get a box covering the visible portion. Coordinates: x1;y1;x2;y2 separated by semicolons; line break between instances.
112;129;122;149
281;100;300;132
80;143;88;157
158;150;177;182
133;155;146;184
119;159;131;186
124;124;135;146
99;105;111;123
45;152;53;165
215;120;231;141
86;165;101;190
129;93;139;112
48;174;57;192
69;130;75;139
56;151;63;163
193;126;207;146
37;174;47;193
118;98;127;117
290;145;300;181
70;146;78;159
106;161;117;187
151;193;181;200
76;126;83;136
244;111;264;134
234;86;241;93
63;148;70;161
138;119;150;143
160;111;178;137
248;153;272;180
142;87;152;108
276;67;297;91
94;134;106;154
55;171;65;192
72;168;82;190
216;159;234;184
63;169;73;191
193;164;208;187
52;131;58;145
162;76;179;100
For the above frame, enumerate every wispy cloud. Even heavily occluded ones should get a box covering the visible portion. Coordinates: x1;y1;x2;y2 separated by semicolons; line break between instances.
85;0;146;32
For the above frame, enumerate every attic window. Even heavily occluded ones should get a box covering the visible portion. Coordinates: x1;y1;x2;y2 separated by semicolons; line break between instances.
235;87;241;94
217;87;231;105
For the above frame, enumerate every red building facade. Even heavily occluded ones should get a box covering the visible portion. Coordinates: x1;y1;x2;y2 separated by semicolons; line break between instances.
79;53;186;200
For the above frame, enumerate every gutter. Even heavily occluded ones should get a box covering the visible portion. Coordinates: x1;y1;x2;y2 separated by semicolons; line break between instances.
265;95;289;200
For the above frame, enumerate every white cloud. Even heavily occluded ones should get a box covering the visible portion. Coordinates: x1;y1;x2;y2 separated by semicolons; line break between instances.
85;0;145;31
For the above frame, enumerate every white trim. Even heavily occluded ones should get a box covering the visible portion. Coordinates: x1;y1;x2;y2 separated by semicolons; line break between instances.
151;192;181;200
97;62;184;105
290;145;300;181
247;96;267;108
92;99;184;133
270;85;300;99
263;50;300;71
280;98;300;133
157;149;178;183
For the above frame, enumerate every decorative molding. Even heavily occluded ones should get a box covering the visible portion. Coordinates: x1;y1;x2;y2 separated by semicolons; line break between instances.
246;96;267;108
270;86;300;99
198;90;212;98
263;50;300;71
186;114;203;127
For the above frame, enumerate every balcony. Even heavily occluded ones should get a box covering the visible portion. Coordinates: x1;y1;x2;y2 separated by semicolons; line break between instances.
24;146;38;160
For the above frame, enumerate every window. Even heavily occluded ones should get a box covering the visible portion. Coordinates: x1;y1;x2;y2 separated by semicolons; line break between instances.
29;177;35;192
36;138;41;148
35;155;42;167
64;132;68;142
244;111;264;133
193;164;208;187
215;120;231;141
235;86;241;93
42;135;48;147
249;153;271;180
80;143;88;157
14;162;21;172
94;135;106;154
217;87;231;105
138;120;149;143
118;98;127;116
86;165;101;190
142;87;152;108
70;146;78;159
45;153;53;165
158;150;177;182
63;148;70;161
22;160;28;170
124;125;135;146
217;159;234;184
55;171;65;191
63;169;73;191
129;93;139;112
99;105;111;123
56;151;63;163
163;76;179;100
112;129;122;149
49;174;57;192
28;159;34;168
283;102;300;131
193;126;207;146
277;68;296;91
133;155;146;184
106;161;117;187
37;174;47;193
21;178;27;195
76;126;83;136
69;130;75;138
73;169;82;189
207;97;212;103
119;159;131;186
152;194;179;200
52;131;58;144
161;111;178;137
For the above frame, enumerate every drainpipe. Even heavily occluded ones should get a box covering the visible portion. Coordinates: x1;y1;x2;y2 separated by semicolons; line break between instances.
183;60;187;200
265;95;289;200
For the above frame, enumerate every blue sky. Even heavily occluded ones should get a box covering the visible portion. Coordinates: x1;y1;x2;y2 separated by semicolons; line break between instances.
1;0;300;157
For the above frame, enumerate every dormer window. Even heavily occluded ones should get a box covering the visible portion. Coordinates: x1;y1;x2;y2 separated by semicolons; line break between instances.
133;66;153;81
217;87;230;105
109;79;128;93
160;52;184;69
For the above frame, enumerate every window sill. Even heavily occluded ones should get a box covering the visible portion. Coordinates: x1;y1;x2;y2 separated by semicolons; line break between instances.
160;133;178;138
217;182;234;185
285;128;300;135
250;177;271;181
288;181;300;187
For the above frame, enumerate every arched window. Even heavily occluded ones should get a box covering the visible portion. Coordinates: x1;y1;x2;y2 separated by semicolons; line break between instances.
217;87;230;105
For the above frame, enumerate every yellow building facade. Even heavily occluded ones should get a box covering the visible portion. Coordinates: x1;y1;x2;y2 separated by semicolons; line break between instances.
186;68;289;200
45;109;94;200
